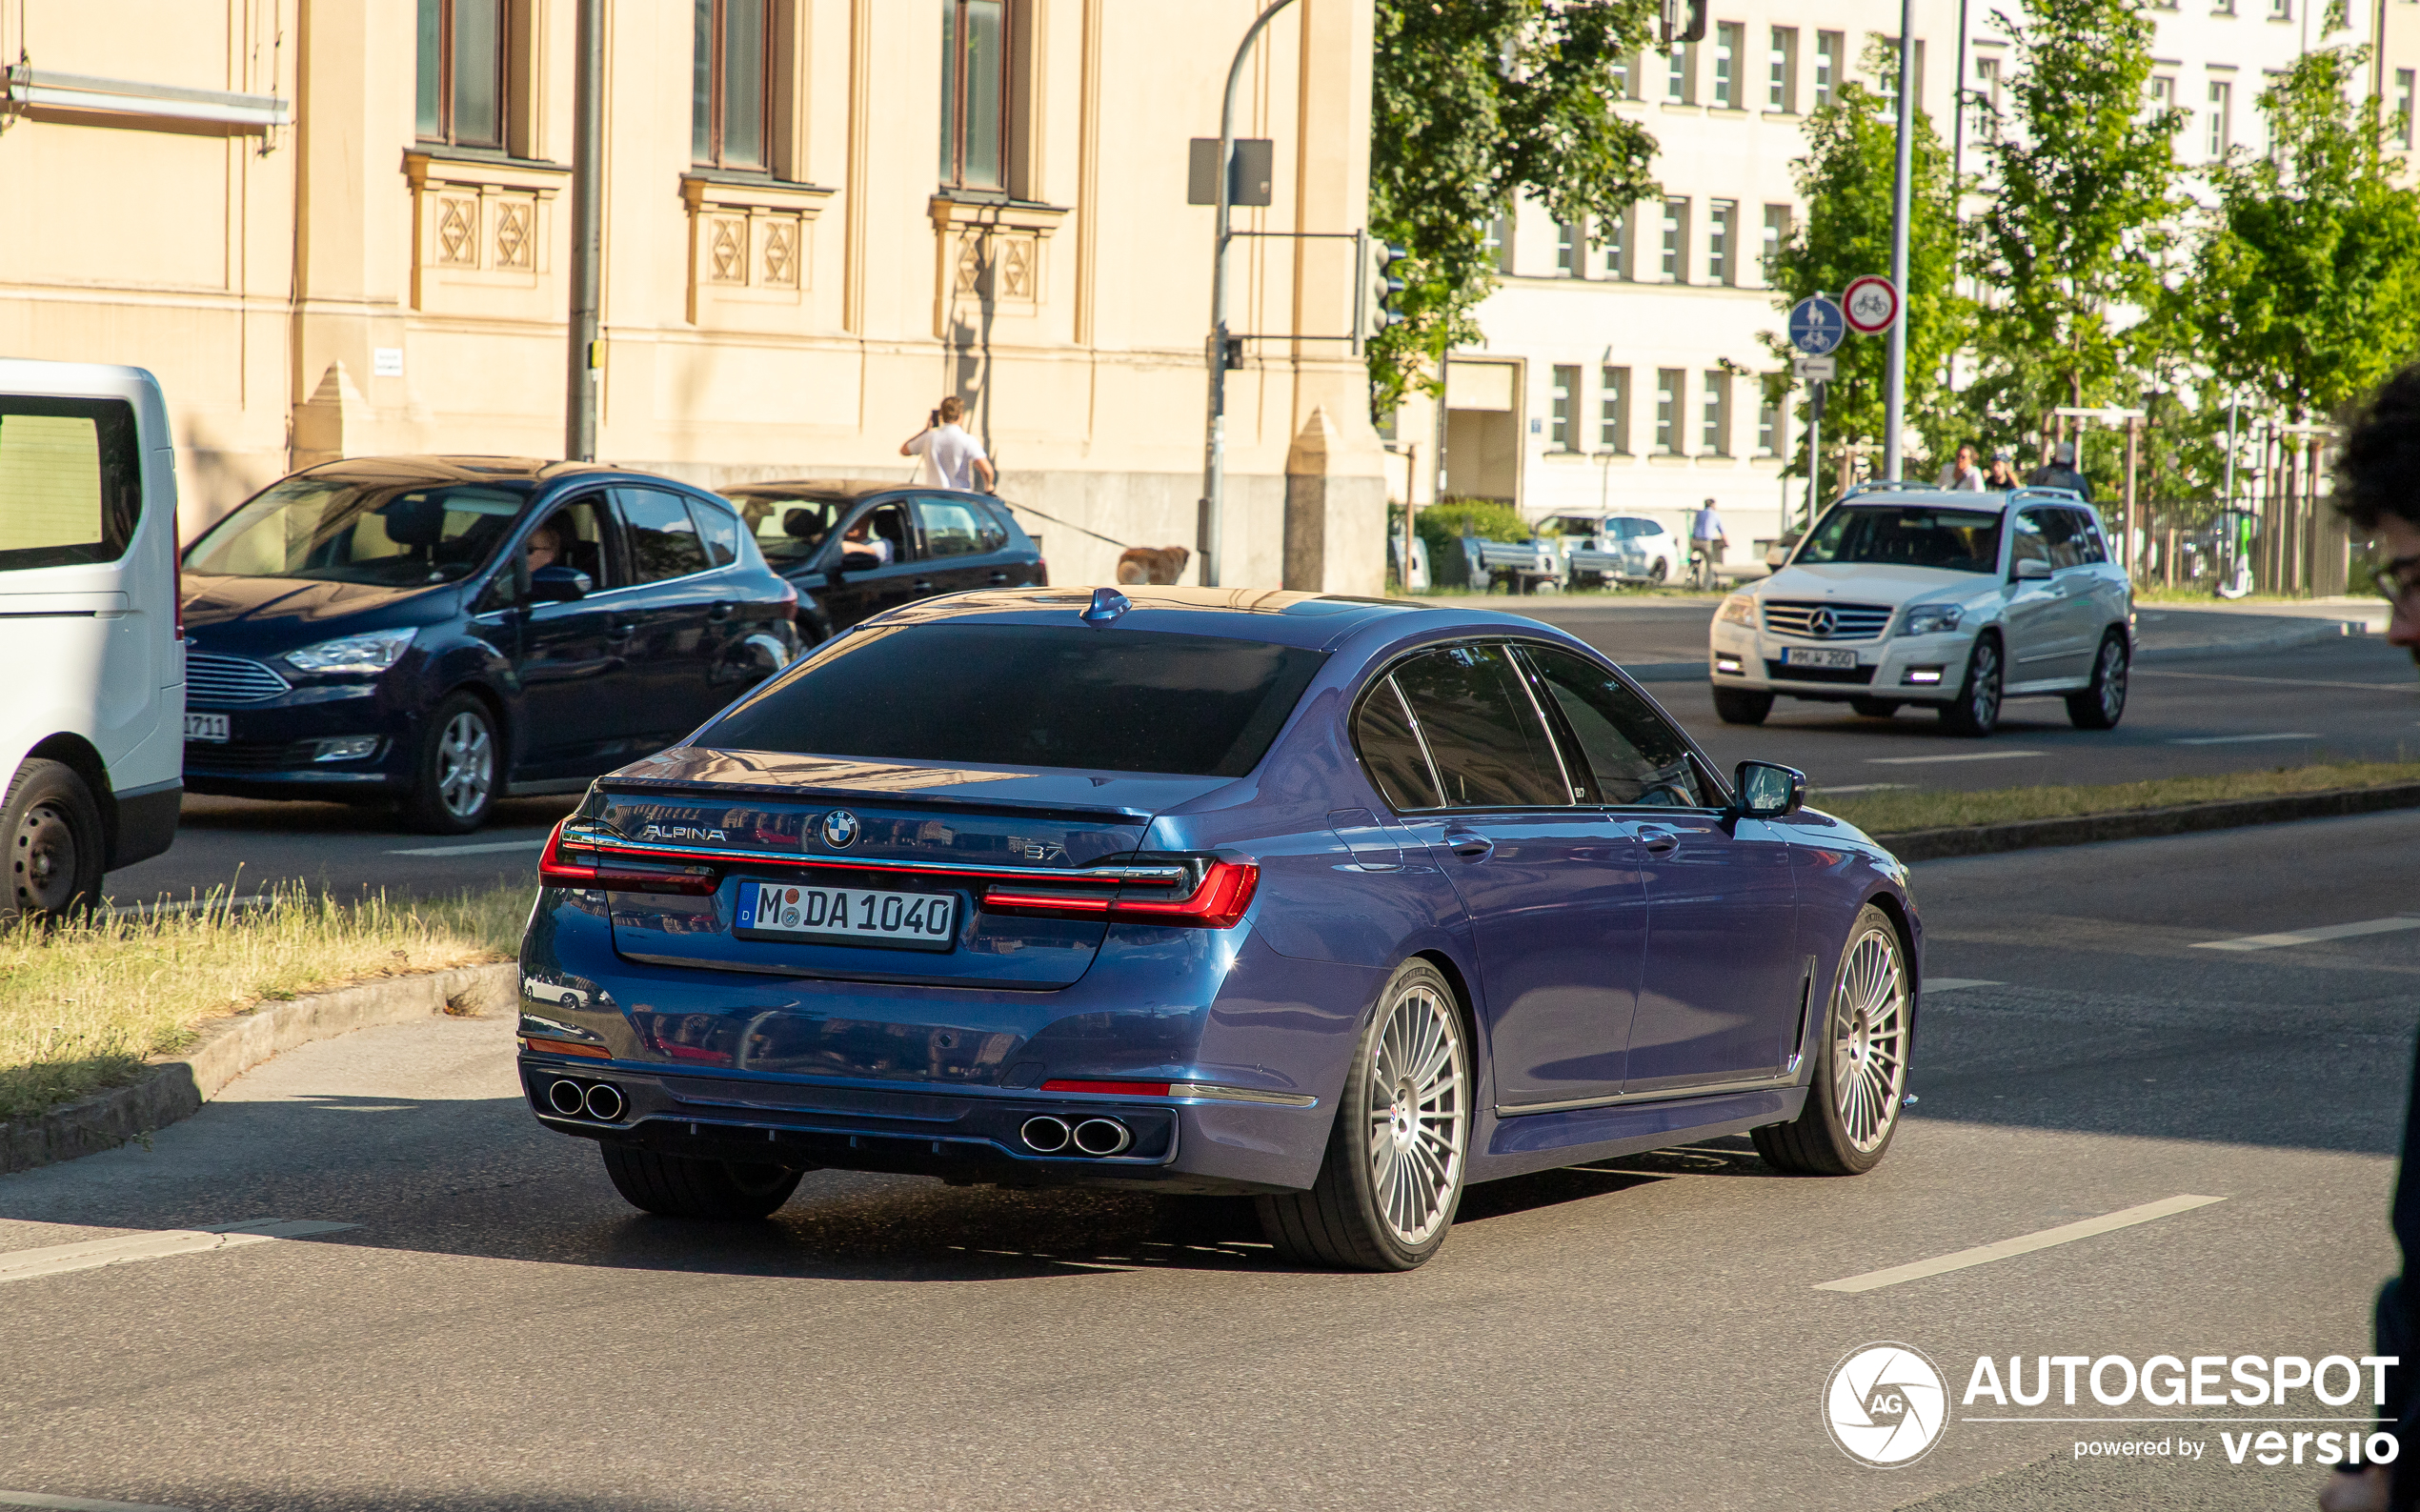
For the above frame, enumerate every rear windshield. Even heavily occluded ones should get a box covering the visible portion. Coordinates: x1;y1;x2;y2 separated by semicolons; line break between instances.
704;623;1327;776
0;397;143;573
1795;504;2003;574
185;476;531;585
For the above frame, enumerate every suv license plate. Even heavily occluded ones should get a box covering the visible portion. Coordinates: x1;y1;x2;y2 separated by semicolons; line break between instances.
1782;647;1859;671
185;713;230;742
735;881;957;952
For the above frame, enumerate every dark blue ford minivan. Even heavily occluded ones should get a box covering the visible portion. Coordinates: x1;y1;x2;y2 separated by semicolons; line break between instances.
180;456;799;832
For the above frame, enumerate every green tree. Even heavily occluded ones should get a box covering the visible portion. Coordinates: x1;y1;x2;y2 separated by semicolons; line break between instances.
1367;0;1661;414
1965;0;2181;479
1762;75;1969;481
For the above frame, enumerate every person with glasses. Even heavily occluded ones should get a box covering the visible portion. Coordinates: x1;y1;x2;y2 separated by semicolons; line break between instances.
2321;364;2420;1512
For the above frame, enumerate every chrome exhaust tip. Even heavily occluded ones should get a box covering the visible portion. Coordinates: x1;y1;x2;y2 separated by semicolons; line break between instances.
1072;1118;1132;1157
1019;1116;1071;1154
546;1079;587;1116
582;1082;626;1122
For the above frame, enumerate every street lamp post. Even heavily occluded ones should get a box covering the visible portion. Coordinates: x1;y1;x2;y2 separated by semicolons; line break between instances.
1198;0;1297;591
563;0;603;462
1882;0;1917;481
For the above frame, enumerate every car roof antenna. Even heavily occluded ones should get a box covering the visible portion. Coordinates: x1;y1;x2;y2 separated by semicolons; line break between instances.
1081;587;1132;625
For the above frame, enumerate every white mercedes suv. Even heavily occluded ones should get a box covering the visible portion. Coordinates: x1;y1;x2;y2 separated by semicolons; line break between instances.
1706;485;2132;736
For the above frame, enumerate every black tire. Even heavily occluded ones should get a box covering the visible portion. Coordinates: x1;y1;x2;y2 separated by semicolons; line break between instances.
1848;697;1901;718
1712;686;1774;725
1936;635;2004;737
2066;631;2129;730
1753;903;1911;1177
1257;958;1471;1271
1;758;106;922
400;691;500;834
1648;556;1669;583
600;1145;803;1220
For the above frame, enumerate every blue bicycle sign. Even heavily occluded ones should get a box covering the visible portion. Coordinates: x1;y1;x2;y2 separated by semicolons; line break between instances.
1788;295;1847;356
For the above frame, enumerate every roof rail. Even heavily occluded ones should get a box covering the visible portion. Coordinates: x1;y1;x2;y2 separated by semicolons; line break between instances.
2008;486;2085;503
1839;479;1914;499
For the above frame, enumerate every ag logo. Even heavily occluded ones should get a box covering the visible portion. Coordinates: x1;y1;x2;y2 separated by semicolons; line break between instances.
1825;1342;1947;1466
819;808;861;849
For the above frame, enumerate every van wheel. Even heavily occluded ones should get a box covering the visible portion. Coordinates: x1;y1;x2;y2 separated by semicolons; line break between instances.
401;693;498;834
1713;687;1773;725
2;759;106;922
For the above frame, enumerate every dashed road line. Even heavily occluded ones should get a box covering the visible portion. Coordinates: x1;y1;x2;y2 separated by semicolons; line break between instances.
1865;750;2047;766
1926;978;2003;992
2192;916;2420;953
2168;732;2320;746
1815;1194;2227;1294
1814;783;1915;796
0;1218;359;1286
0;1494;193;1512
385;837;548;857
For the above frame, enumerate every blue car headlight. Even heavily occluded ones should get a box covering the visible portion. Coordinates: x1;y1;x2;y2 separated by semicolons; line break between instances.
1900;603;1964;636
283;627;418;675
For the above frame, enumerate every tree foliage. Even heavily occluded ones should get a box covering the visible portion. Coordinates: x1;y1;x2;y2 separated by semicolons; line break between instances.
1367;0;1662;414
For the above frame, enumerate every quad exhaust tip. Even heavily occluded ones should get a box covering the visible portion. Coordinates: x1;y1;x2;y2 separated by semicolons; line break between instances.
545;1078;627;1122
582;1082;626;1122
1019;1116;1071;1154
546;1079;586;1117
1071;1118;1133;1157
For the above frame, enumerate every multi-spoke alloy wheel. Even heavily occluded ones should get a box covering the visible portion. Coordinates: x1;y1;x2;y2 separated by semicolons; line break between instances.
1753;903;1911;1176
2067;632;2128;731
436;711;494;818
1258;959;1471;1270
403;692;500;834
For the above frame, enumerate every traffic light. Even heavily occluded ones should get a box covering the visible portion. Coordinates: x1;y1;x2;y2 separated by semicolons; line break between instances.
1375;241;1410;332
1659;0;1706;45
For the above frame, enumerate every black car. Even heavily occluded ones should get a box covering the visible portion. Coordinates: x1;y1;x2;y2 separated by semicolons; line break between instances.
717;480;1046;644
180;456;800;833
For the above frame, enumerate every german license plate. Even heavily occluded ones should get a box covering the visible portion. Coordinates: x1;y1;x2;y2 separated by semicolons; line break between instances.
1782;647;1859;670
185;713;230;742
735;880;957;951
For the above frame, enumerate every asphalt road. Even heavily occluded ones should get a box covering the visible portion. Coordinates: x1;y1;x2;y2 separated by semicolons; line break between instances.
2;814;2410;1510
103;599;2416;908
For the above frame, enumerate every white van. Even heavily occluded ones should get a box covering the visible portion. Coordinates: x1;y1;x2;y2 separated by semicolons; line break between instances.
0;360;185;917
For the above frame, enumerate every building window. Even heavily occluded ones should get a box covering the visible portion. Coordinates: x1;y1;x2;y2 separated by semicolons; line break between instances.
2212;0;2235;16
1612;50;1632;100
1769;28;1798;111
1656;370;1683;454
1662;198;1688;282
1602;208;1631;279
2148;73;2176;130
1762;205;1791;282
1602;367;1631;453
939;0;1012;191
1484;213;1516;273
1550;366;1579;449
694;0;769;170
1713;24;1742;108
1702;372;1731;455
416;0;506;148
2208;80;2232;154
2269;0;2290;17
1757;390;1781;455
1875;39;1926;117
1707;200;1737;285
1557;220;1581;275
2397;70;2415;149
1815;31;1841;108
1667;44;1692;104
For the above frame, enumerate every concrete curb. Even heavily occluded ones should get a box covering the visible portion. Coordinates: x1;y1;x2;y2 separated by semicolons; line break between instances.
0;959;516;1177
1878;781;2420;863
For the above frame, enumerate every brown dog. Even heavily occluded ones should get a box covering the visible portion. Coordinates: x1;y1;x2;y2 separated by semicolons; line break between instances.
1115;545;1191;585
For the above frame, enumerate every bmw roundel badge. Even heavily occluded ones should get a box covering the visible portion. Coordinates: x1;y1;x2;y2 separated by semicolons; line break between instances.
820;809;861;849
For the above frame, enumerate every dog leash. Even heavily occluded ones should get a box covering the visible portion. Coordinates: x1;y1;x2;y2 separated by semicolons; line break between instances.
993;498;1134;552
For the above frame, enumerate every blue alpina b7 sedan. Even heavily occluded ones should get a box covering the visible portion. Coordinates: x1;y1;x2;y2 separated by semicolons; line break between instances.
518;587;1920;1270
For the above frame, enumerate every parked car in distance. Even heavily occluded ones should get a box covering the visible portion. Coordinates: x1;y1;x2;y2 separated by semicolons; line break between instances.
0;359;185;917
716;480;1046;645
179;456;800;833
516;586;1919;1271
1543;514;1680;585
1710;483;2132;736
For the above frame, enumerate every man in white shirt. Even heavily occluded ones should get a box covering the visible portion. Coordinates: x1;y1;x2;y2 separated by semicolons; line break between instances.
899;395;997;493
1936;443;1985;491
1690;499;1727;589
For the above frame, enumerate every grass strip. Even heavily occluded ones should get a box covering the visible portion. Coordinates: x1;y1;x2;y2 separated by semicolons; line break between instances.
1823;758;2420;837
0;883;529;1123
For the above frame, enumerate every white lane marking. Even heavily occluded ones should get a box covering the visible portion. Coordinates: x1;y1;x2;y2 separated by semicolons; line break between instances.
1814;783;1915;796
385;837;548;857
2192;916;2420;953
0;1494;194;1512
1815;1194;2226;1294
1865;750;2047;766
0;1219;359;1286
1926;978;2003;992
2168;732;2320;746
2137;669;2419;693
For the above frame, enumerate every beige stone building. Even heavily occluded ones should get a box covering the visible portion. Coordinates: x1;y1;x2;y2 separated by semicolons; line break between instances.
0;0;1386;592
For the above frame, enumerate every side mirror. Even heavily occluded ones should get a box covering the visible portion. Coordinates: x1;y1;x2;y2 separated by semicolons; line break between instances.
2012;556;2052;582
1734;759;1806;819
530;563;593;602
1765;544;1790;569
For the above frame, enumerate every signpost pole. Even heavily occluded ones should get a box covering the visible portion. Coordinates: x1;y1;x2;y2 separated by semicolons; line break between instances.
1882;0;1917;482
1805;386;1824;532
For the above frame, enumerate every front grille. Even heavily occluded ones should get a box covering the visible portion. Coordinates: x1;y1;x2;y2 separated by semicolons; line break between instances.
1762;600;1894;641
1764;658;1875;685
186;739;316;773
189;653;292;704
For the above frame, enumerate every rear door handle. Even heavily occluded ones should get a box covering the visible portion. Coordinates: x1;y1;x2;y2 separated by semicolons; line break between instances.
607;620;637;640
1443;827;1493;861
1637;826;1680;855
706;601;734;621
913;579;935;592
989;571;1012;585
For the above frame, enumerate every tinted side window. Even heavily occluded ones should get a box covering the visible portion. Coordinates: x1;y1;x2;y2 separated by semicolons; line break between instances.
2066;508;2107;565
2010;510;2051;568
1391;643;1569;808
974;503;1010;552
0;397;142;572
1353;675;1442;810
688;497;741;568
2033;507;2088;570
1522;644;1708;807
616;488;710;582
917;496;989;557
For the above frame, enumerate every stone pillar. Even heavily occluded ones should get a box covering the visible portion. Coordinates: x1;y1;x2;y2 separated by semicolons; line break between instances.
292;361;374;471
1284;404;1388;594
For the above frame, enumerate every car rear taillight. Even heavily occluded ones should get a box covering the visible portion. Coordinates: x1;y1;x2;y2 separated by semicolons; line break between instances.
984;859;1258;930
1041;1079;1173;1096
538;817;720;895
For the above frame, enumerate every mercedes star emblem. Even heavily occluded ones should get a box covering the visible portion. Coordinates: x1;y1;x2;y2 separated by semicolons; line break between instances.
1809;608;1838;639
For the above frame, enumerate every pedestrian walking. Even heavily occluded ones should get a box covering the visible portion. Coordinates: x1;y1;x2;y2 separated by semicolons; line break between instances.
1984;448;2022;491
1689;498;1727;590
2317;362;2420;1512
1935;443;1985;492
2026;440;2094;500
898;395;996;493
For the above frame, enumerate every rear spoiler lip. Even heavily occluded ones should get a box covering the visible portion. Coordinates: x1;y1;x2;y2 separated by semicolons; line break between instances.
593;775;1165;827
